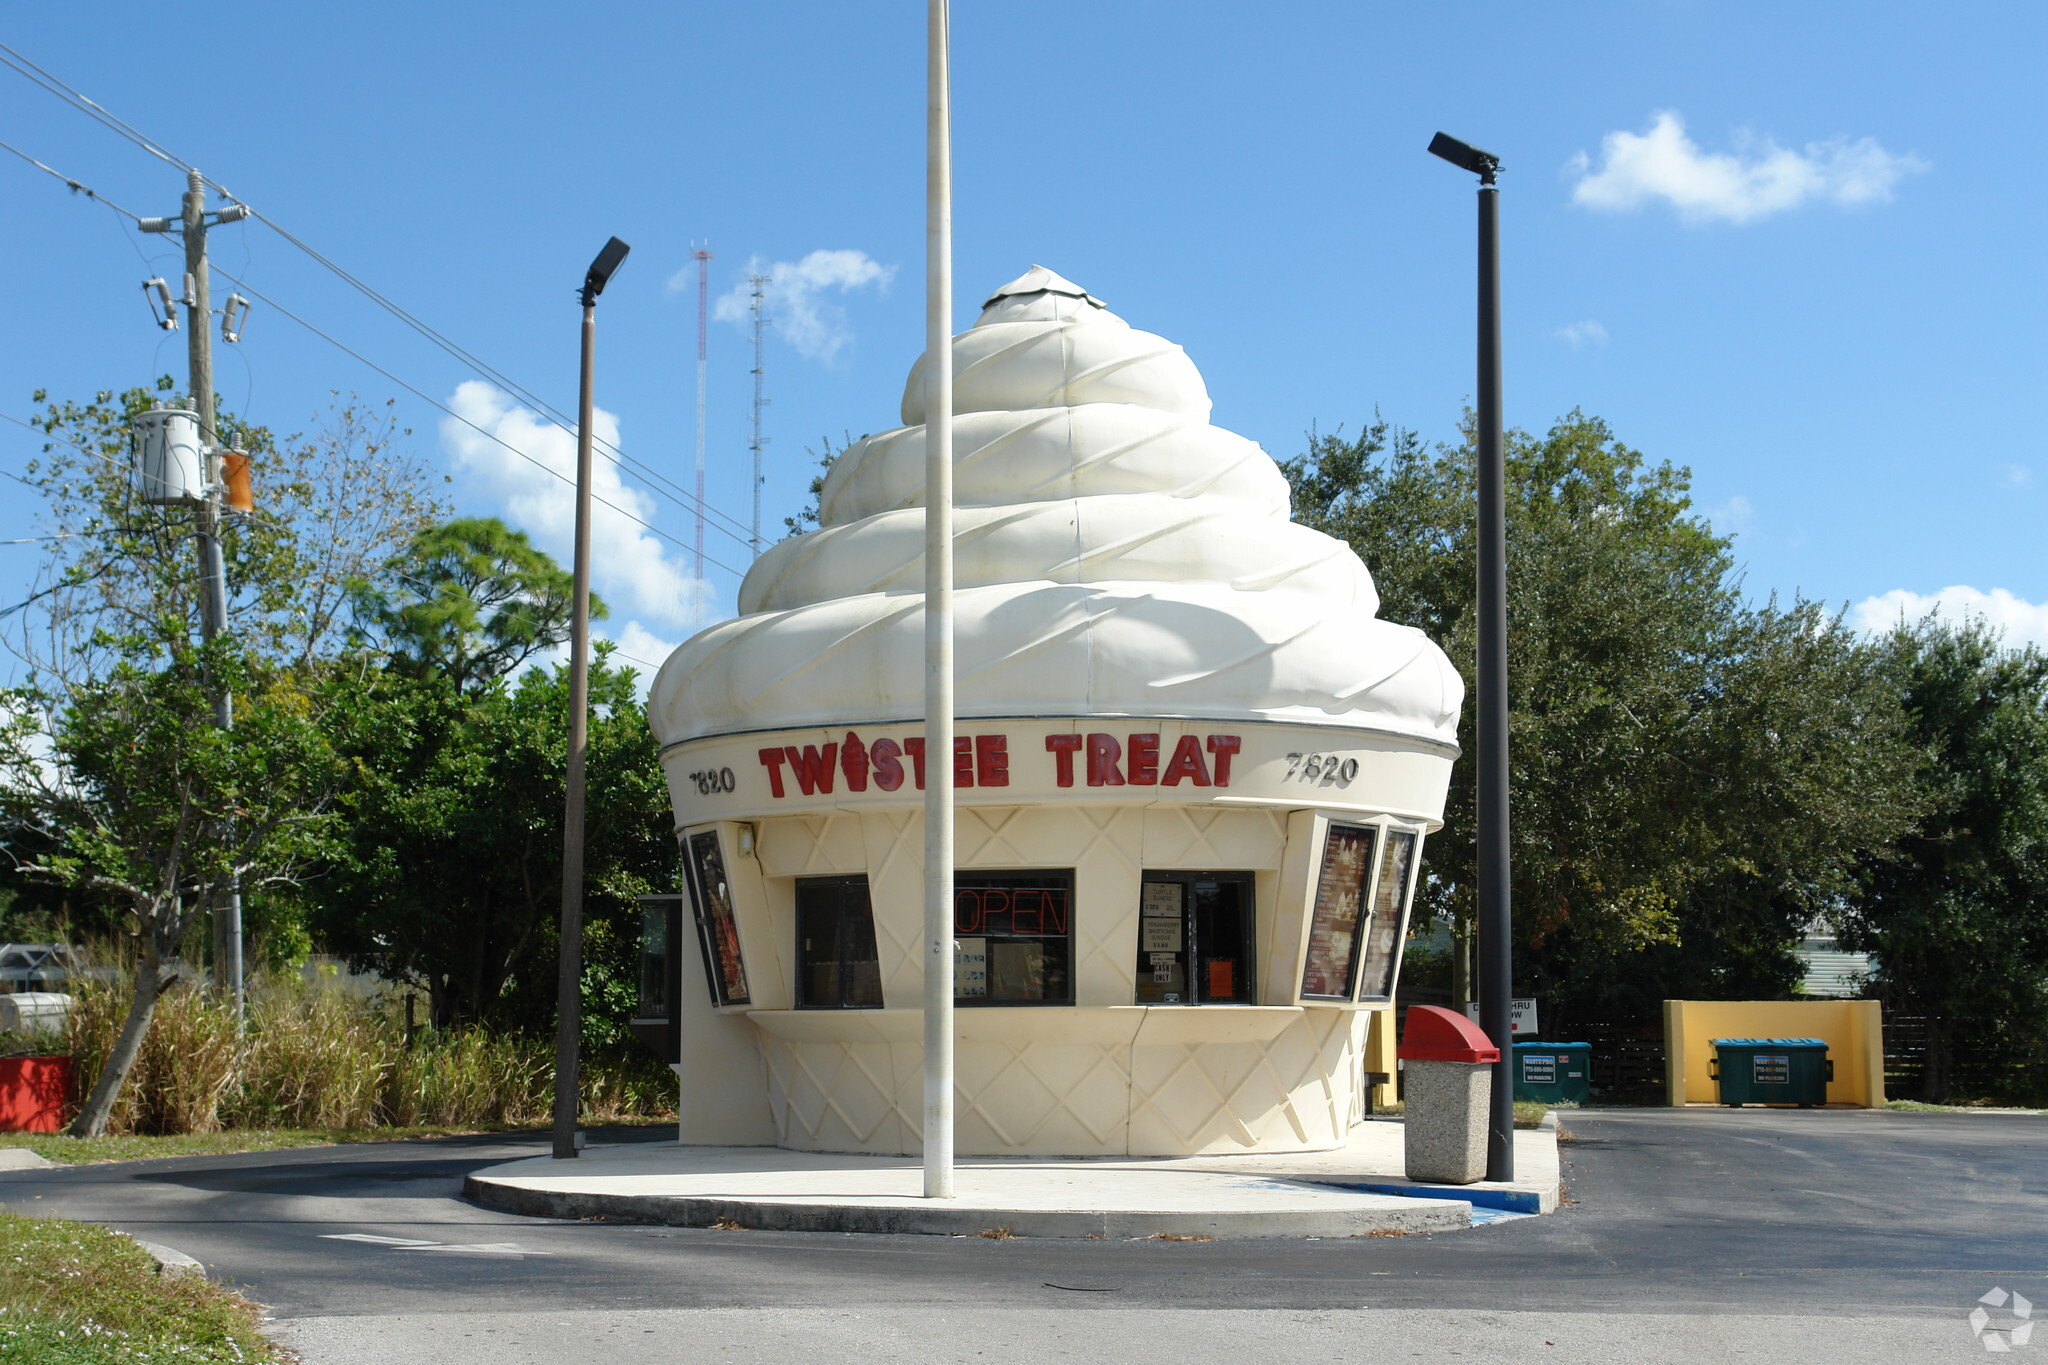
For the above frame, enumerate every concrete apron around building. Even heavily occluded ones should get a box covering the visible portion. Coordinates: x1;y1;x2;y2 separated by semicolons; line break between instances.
462;1117;1561;1239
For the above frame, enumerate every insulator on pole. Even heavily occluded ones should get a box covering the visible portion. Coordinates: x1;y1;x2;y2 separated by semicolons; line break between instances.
143;278;178;331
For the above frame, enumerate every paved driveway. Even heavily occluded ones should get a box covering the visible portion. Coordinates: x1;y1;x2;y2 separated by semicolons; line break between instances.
3;1108;2041;1362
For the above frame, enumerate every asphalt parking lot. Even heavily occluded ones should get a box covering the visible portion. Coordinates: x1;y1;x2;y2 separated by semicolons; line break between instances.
4;1106;2042;1362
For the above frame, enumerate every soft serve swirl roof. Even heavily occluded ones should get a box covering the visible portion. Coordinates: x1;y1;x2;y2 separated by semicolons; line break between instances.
649;267;1462;748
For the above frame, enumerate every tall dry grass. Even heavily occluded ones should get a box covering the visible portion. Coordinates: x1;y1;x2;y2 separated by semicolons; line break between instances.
24;973;672;1136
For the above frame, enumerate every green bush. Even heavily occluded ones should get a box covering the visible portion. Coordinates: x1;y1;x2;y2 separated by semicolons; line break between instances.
27;974;671;1136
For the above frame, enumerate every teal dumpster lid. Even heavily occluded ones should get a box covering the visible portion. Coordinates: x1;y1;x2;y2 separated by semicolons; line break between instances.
1709;1037;1828;1047
1512;1041;1592;1050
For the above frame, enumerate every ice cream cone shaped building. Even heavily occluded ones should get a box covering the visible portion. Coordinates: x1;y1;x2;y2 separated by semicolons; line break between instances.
641;267;1463;1156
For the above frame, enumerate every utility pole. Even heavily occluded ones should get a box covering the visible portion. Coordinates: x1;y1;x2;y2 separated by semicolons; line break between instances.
747;274;771;556
142;169;249;1029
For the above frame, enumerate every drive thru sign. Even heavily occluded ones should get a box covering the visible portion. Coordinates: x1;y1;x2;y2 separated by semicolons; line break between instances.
1464;999;1539;1036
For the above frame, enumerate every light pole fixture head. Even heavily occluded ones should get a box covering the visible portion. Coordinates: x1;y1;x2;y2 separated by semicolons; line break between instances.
1428;131;1501;183
582;236;632;306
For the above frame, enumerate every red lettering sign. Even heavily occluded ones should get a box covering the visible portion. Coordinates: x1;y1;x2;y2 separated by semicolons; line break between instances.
784;743;838;796
1045;733;1082;787
746;729;1240;800
757;746;790;798
1127;732;1160;785
975;734;1010;787
870;737;904;791
1161;733;1210;786
840;732;869;792
1206;734;1241;786
1086;733;1125;787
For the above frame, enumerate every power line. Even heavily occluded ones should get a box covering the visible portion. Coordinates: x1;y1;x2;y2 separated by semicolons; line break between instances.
0;136;146;220
0;411;664;673
0;42;193;173
204;264;747;580
0;46;762;561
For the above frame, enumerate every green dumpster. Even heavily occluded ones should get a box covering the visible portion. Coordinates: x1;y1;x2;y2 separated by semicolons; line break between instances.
1710;1037;1832;1107
1511;1041;1592;1104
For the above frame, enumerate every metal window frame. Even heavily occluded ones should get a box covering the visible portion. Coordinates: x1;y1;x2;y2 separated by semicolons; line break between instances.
952;868;1077;1007
1353;826;1425;1004
794;874;884;1010
682;827;751;1008
1300;821;1382;1001
1135;869;1258;1005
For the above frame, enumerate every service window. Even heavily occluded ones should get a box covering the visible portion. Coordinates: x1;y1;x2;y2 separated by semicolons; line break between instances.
636;894;680;1020
684;829;750;1006
953;871;1073;1005
796;876;884;1009
1300;823;1377;999
1135;872;1255;1005
1355;829;1420;1001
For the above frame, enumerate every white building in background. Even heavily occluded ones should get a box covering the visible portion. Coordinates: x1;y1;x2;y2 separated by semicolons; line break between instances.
639;268;1463;1157
1795;925;1874;999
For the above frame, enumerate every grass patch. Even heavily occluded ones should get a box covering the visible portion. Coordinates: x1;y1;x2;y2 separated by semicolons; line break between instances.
1364;1100;1550;1129
0;1118;673;1166
0;1209;283;1363
1884;1099;2045;1114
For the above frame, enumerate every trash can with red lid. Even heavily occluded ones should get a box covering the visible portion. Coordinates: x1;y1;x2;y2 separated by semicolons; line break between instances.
1398;1005;1501;1184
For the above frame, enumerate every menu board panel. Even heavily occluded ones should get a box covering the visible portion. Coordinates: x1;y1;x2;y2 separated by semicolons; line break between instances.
1300;824;1376;999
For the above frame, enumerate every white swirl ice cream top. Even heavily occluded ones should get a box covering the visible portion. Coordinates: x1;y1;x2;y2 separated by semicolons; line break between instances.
649;267;1462;749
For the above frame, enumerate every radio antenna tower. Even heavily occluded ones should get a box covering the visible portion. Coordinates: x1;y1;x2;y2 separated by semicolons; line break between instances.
747;273;772;556
690;245;713;614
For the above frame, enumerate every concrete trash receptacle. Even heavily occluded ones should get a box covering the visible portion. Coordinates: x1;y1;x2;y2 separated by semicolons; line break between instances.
1398;1005;1501;1185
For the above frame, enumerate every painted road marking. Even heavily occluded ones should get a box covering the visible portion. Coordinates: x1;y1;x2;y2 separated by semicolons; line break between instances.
320;1233;550;1257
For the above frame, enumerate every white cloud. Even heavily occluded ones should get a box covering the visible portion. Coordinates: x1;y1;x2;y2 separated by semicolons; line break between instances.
1556;320;1609;349
439;381;710;633
1567;111;1928;224
602;620;686;699
1852;585;2048;652
1708;494;1754;533
1998;463;2031;489
715;249;895;363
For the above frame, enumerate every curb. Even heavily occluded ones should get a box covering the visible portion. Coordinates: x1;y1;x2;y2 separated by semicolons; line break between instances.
0;1149;55;1171
462;1173;1470;1240
131;1238;205;1280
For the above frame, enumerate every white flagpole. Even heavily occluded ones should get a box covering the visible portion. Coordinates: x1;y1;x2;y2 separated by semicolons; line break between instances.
921;0;957;1200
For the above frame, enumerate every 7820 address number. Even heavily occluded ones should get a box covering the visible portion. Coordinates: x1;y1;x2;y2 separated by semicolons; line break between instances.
1284;752;1360;787
687;767;737;796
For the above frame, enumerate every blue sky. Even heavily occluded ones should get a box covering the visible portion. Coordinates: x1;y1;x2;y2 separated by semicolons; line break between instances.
4;1;2043;677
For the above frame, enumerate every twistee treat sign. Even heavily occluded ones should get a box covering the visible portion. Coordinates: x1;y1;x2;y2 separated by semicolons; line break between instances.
665;716;1455;824
753;729;1240;799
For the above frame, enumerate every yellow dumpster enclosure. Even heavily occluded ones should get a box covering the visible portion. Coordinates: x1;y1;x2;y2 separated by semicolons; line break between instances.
1663;999;1885;1107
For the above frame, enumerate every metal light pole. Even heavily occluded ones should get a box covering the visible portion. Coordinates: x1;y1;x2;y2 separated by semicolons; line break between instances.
921;0;957;1200
553;235;631;1162
1428;131;1514;1182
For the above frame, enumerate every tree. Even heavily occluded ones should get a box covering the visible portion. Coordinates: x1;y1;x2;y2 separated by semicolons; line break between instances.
1;645;340;1135
316;518;660;1033
1838;620;2048;1102
0;381;443;1134
352;517;600;694
1284;412;1925;1028
316;649;671;1033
